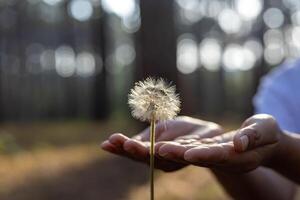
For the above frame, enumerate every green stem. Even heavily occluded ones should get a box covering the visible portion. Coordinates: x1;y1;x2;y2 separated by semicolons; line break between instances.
150;117;156;200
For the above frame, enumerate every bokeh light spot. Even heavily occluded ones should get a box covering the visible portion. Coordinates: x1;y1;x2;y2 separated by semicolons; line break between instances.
291;11;300;26
235;0;263;20
177;35;198;74
218;9;242;34
223;44;256;71
55;45;76;77
115;44;136;66
43;0;62;6
69;0;93;22
244;39;263;59
102;0;136;19
40;49;55;71
263;8;284;29
199;38;222;71
76;52;96;77
264;43;285;65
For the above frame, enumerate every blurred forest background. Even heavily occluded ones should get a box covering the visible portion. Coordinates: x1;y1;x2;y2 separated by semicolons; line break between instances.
1;0;300;199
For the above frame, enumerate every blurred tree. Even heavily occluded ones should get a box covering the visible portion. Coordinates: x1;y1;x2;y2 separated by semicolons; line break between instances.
92;11;109;119
137;0;177;83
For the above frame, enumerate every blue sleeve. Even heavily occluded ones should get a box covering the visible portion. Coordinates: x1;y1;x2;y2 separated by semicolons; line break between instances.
253;69;299;133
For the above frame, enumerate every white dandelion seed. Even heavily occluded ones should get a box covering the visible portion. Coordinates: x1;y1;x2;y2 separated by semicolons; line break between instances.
128;77;181;122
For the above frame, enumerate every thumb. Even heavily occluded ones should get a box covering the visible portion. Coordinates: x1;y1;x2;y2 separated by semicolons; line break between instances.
233;126;257;152
233;116;280;152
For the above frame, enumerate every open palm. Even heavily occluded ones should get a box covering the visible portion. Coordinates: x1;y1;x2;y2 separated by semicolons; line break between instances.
101;116;223;172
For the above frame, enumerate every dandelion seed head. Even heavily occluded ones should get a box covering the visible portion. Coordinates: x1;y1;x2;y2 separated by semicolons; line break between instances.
128;77;181;122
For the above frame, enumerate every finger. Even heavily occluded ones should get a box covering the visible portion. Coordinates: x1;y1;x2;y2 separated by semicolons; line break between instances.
109;133;129;147
234;117;279;152
108;133;145;158
155;141;169;153
123;139;149;161
155;141;181;160
101;140;135;159
101;140;120;154
182;139;264;172
158;142;195;163
124;140;187;171
184;143;234;164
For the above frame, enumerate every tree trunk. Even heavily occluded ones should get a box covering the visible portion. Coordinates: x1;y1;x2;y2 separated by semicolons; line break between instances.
137;0;177;83
92;12;108;119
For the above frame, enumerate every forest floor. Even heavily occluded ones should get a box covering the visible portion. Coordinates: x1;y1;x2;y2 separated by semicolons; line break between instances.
0;119;297;200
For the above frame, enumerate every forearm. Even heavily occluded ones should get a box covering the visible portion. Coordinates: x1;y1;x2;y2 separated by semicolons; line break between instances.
212;167;296;200
269;131;300;184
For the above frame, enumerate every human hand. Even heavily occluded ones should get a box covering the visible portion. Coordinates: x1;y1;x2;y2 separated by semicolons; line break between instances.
101;116;223;172
157;114;282;173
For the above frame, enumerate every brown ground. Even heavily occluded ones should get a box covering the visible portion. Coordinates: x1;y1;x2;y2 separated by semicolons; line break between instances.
0;145;229;200
0;120;298;200
0;149;149;200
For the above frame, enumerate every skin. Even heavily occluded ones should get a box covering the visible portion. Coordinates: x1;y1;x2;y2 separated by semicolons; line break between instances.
101;114;300;199
101;116;223;172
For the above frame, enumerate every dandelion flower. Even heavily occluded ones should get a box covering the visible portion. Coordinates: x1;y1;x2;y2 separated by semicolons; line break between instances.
128;77;181;122
128;77;181;200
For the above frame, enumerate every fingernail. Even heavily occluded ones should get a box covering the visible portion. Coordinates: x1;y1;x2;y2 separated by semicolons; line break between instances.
240;135;249;151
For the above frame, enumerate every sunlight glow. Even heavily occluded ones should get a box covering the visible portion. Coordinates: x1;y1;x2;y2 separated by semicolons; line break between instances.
218;9;242;34
263;8;284;29
76;52;96;77
69;0;93;22
40;49;55;71
115;44;136;66
102;0;136;18
176;0;203;24
199;38;221;71
262;28;285;65
55;45;76;77
264;43;285;65
291;26;300;47
244;39;263;59
177;35;198;74
263;29;284;46
283;0;300;11
43;0;62;6
223;44;256;71
235;0;263;20
122;8;141;33
291;11;300;26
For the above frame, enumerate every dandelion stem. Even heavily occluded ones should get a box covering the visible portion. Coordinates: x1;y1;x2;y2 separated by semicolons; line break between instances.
150;117;156;200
